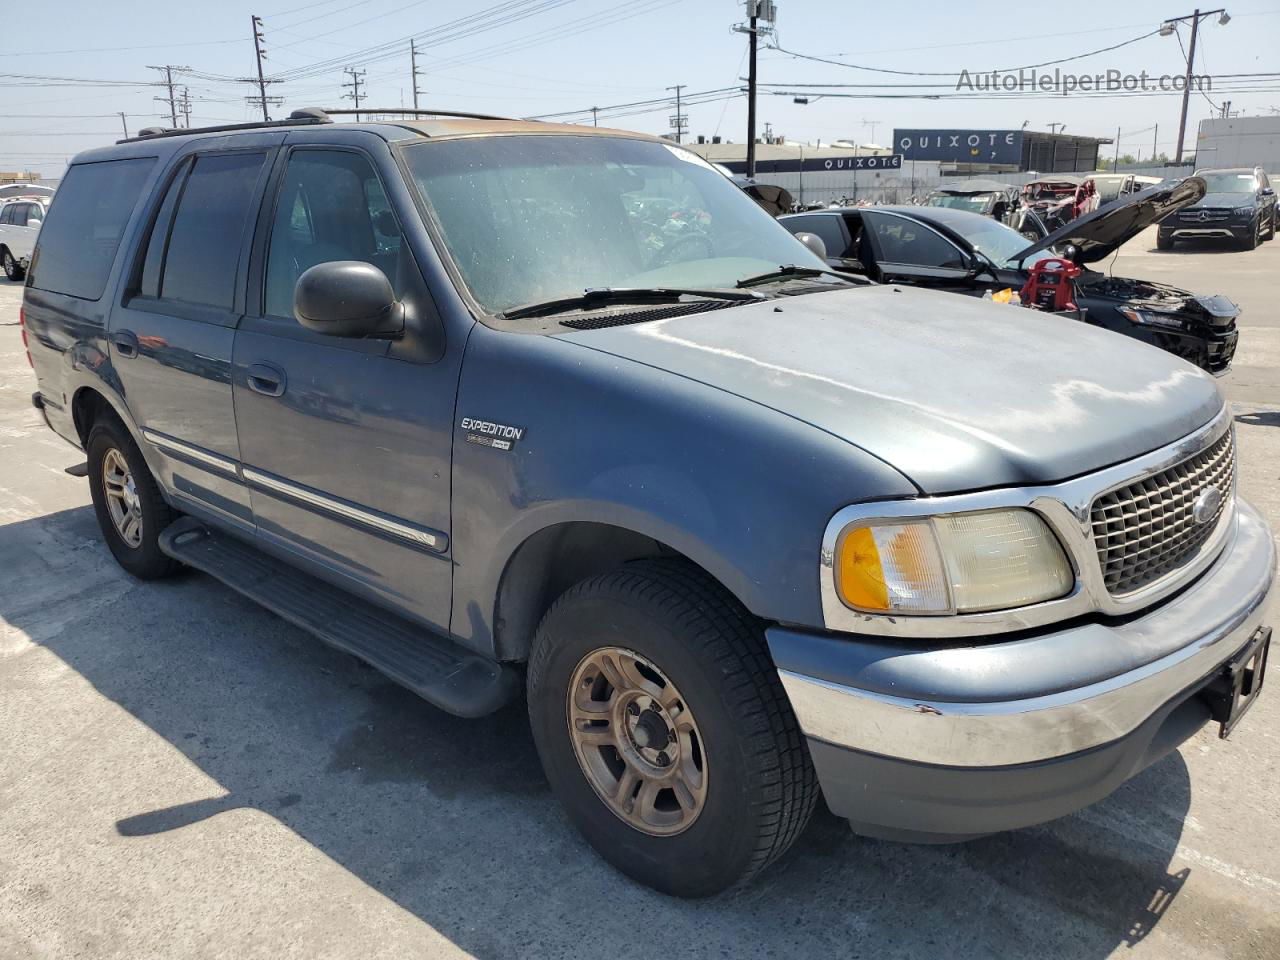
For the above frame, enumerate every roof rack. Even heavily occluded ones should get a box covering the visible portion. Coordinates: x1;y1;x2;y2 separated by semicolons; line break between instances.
118;107;331;144
319;107;524;122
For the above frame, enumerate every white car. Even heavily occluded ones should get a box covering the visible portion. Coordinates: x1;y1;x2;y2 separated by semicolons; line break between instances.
0;196;49;280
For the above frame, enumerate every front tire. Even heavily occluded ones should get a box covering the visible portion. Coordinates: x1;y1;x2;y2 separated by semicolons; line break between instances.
527;559;817;898
1240;222;1259;250
86;417;182;579
1156;231;1174;251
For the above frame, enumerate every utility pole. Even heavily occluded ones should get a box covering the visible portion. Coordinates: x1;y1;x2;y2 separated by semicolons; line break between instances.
1153;123;1159;161
1161;8;1229;163
251;15;271;121
147;65;185;128
733;2;776;179
591;106;599;126
342;68;367;122
179;87;193;128
118;112;129;139
1114;125;1121;169
410;39;424;111
1047;122;1066;135
667;84;686;144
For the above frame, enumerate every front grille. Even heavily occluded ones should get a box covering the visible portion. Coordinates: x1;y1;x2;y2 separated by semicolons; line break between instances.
1180;208;1231;222
1090;429;1234;595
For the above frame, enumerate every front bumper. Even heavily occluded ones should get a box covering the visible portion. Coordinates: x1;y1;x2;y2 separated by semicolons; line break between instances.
1162;223;1254;241
771;498;1274;841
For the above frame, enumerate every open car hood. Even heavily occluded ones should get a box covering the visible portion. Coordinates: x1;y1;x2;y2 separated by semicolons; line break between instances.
1015;176;1206;264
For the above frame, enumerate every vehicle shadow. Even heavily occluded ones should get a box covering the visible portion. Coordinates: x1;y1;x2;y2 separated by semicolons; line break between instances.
1147;240;1247;255
4;505;1212;959
1235;410;1280;429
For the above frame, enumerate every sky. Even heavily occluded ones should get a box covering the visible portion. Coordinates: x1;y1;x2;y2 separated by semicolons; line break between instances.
2;0;1278;178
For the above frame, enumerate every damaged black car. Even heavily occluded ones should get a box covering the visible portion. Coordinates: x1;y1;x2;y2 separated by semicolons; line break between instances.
780;177;1239;374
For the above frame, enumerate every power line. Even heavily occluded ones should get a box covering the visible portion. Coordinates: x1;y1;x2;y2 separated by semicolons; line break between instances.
147;65;187;127
767;27;1162;77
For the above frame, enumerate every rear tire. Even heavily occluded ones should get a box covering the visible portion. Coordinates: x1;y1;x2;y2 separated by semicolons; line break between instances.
1263;212;1276;241
1;246;22;281
527;559;817;898
86;416;182;580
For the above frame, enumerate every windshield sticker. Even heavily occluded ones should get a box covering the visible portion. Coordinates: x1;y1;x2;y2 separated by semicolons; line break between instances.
663;144;716;169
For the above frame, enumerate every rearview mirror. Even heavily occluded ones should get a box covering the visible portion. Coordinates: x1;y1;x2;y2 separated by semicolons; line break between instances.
294;261;404;339
793;231;828;261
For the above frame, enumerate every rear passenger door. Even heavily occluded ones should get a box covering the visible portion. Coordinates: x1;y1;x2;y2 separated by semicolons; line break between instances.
111;144;276;533
232;143;455;632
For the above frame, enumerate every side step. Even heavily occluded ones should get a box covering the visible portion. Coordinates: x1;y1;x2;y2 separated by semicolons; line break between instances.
158;517;519;718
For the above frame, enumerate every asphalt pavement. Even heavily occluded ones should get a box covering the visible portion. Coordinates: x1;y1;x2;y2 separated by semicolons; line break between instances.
1;225;1278;960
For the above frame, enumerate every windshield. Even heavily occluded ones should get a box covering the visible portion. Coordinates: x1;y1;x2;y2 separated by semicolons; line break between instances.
1199;172;1258;194
1093;178;1126;201
926;192;996;213
402;135;825;314
947;214;1057;269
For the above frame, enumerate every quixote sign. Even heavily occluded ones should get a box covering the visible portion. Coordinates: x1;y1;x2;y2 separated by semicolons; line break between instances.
894;129;1023;165
721;154;903;174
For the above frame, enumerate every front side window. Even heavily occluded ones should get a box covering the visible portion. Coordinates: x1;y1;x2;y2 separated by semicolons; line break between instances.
784;214;851;259
28;157;154;301
867;214;967;269
402;135;822;314
264;149;407;319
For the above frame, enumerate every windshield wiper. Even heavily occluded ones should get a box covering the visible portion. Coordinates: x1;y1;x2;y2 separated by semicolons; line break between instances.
735;264;871;288
497;286;761;321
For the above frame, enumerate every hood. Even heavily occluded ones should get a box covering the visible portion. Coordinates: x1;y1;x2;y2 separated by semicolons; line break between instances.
1016;177;1206;264
1184;191;1257;210
556;285;1222;494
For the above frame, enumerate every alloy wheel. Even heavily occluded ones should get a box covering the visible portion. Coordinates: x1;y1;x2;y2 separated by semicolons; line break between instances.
101;447;143;547
567;646;708;836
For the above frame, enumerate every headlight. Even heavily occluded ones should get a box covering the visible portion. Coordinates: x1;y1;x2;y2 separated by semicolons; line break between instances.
1235;206;1254;220
834;508;1073;615
1117;306;1185;330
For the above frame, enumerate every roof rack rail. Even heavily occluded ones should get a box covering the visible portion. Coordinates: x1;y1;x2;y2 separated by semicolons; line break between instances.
117;108;332;144
319;107;525;122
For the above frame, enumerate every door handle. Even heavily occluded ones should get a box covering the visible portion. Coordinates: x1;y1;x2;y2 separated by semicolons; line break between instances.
112;330;139;359
246;361;287;397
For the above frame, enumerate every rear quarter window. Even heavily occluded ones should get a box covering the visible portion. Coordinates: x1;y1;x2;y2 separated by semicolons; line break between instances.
28;157;155;301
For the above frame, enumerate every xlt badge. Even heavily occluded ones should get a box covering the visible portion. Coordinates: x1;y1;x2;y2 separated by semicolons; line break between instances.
460;417;524;452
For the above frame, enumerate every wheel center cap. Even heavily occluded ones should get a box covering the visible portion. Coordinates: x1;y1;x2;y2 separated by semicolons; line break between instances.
631;708;670;751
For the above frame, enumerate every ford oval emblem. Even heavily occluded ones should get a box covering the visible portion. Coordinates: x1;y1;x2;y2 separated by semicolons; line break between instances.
1192;486;1223;524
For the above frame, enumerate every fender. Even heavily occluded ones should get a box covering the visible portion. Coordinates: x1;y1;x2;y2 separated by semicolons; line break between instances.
449;323;917;659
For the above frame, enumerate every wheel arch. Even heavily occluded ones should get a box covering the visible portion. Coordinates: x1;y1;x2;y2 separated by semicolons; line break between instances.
491;519;741;664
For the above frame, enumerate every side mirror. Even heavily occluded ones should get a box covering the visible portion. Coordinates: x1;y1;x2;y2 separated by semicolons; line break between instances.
793;231;828;261
1261;187;1275;197
27;218;41;228
294;260;404;339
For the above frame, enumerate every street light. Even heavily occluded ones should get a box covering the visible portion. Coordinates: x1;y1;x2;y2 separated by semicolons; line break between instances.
1160;8;1231;163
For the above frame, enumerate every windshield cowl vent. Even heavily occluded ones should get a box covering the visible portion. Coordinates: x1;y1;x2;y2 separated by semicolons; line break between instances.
558;299;749;330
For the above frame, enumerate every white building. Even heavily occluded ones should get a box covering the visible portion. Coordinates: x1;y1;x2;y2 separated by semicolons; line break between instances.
1194;117;1280;171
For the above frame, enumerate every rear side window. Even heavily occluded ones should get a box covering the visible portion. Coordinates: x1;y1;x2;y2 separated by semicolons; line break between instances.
157;152;267;310
28;157;154;300
0;205;12;225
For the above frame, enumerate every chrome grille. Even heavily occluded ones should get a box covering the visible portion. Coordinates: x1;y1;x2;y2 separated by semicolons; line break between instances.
1090;429;1234;595
1179;207;1231;221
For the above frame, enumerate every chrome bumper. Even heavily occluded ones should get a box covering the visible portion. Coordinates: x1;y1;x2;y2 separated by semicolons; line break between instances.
775;498;1274;768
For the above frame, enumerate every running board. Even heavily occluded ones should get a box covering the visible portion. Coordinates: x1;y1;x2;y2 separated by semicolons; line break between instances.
158;517;519;718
